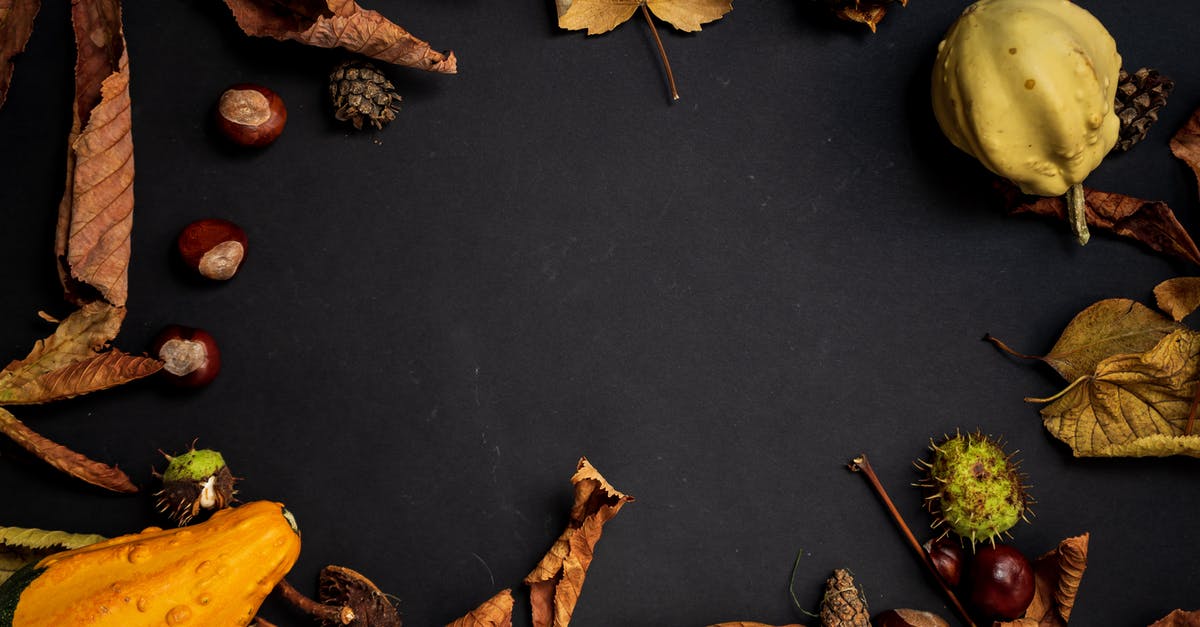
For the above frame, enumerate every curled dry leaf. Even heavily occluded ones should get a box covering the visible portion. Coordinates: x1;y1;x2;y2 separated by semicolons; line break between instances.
1036;329;1200;457
0;525;105;585
524;457;633;627
1001;182;1200;266
1150;610;1200;627
814;0;907;32
0;407;137;492
0;0;40;109
997;534;1088;627
1170;107;1200;191
556;0;733;34
55;0;134;307
1155;277;1200;322
222;0;456;73
448;589;514;627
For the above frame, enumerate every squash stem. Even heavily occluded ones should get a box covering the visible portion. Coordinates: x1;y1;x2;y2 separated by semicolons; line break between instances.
276;578;356;625
1066;183;1089;245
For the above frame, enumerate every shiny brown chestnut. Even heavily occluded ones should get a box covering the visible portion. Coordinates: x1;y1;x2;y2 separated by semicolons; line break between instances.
924;537;965;587
966;544;1035;621
216;83;286;147
874;609;950;627
152;326;220;388
177;218;247;281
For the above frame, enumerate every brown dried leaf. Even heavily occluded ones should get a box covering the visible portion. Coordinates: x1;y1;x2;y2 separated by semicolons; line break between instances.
524;457;633;627
0;302;126;393
222;0;456;73
0;407;136;492
707;623;804;627
1170;107;1200;192
0;0;40;109
556;0;732;35
448;589;514;627
1033;298;1183;381
1036;329;1200;457
56;0;133;307
1006;185;1200;266
998;534;1089;627
0;351;161;405
1150;610;1200;627
1155;277;1200;322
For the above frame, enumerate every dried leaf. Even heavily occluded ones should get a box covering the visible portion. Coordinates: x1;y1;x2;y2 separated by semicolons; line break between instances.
1025;299;1182;381
0;407;137;492
524;457;633;627
1155;277;1200;322
448;589;514;627
0;526;105;584
557;0;732;34
0;351;161;405
997;534;1088;627
1006;184;1200;266
1170;107;1200;192
0;0;40;109
1150;610;1200;627
0;302;135;397
55;0;133;307
1036;329;1200;457
222;0;456;73
707;623;804;627
814;0;906;32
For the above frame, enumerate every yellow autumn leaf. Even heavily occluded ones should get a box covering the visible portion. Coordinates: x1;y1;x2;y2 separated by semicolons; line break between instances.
556;0;731;34
1036;329;1200;457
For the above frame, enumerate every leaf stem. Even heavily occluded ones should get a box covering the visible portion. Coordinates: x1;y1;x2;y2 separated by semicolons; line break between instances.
640;3;679;101
848;454;976;627
982;334;1043;361
276;578;355;625
1025;375;1090;404
1066;183;1090;246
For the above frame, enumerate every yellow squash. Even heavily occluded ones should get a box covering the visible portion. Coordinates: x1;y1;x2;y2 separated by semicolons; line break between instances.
1;501;300;626
931;0;1121;243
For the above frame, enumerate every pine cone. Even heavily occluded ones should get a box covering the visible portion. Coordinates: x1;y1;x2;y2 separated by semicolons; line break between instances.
329;60;403;130
1113;67;1174;152
814;0;907;32
819;569;870;627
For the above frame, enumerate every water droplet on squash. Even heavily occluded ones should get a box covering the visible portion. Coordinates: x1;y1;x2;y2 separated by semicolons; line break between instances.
166;604;192;625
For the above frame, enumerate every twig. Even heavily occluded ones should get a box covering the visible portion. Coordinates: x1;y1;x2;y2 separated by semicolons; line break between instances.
849;453;976;627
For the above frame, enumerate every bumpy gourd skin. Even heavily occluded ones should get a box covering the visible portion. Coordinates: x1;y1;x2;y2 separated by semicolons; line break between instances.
931;0;1121;196
6;501;300;627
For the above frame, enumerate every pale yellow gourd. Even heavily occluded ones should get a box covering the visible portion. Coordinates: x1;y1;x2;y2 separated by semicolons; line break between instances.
931;0;1121;243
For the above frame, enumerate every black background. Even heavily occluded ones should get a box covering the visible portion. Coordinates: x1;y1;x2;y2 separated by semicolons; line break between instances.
2;1;1199;625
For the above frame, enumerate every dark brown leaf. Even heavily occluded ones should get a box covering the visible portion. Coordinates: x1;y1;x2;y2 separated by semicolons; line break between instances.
1170;107;1200;192
524;457;633;627
0;0;40;109
0;407;136;492
997;534;1088;627
0;350;162;405
222;0;456;73
1150;610;1200;627
56;0;133;307
1005;183;1200;266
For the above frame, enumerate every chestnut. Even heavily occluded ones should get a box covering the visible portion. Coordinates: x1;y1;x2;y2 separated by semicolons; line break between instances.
874;609;950;627
152;326;220;388
216;83;286;147
924;537;965;587
177;218;248;281
966;544;1035;621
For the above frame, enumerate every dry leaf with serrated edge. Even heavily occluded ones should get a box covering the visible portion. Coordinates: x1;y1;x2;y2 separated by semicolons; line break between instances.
0;351;161;405
0;407;136;492
1171;107;1200;191
557;0;732;34
0;526;105;584
1003;183;1200;266
997;534;1088;627
54;0;133;307
1036;329;1200;457
0;0;40;109
1155;278;1200;322
448;589;514;627
1150;610;1200;627
524;457;633;627
222;0;456;73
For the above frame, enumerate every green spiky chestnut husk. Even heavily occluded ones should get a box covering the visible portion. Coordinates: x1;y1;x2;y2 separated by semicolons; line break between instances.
918;431;1029;547
154;447;237;526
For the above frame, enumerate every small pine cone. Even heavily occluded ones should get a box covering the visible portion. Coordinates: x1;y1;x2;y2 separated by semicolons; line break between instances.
329;60;403;130
1113;67;1175;152
814;0;906;32
819;569;870;627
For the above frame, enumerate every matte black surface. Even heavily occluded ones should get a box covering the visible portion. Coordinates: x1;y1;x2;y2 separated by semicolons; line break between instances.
2;1;1199;625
